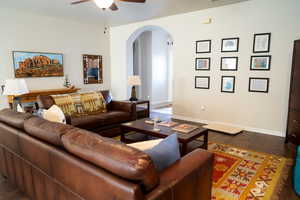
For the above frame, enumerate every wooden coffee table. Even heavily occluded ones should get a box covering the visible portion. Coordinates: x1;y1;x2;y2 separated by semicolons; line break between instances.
120;119;208;155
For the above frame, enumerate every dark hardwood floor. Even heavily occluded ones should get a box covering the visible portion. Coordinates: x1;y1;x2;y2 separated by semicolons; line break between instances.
0;111;299;199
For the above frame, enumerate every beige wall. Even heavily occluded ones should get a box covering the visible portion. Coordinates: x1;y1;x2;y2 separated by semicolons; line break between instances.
110;0;300;136
0;7;110;109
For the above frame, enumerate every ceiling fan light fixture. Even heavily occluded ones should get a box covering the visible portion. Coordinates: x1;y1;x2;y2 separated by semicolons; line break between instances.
94;0;114;9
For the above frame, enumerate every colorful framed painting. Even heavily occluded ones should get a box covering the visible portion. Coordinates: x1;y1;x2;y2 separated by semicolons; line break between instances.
195;76;210;89
249;78;269;93
253;33;271;53
13;51;64;78
221;38;239;52
196;40;211;53
250;55;271;71
221;76;235;93
195;58;210;70
83;54;103;84
221;57;238;71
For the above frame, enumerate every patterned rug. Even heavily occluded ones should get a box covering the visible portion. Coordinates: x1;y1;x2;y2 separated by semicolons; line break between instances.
208;142;293;200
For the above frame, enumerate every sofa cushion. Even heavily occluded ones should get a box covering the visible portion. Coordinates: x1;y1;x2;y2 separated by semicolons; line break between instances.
42;105;66;124
61;129;159;192
24;117;75;147
51;94;77;116
96;111;131;125
70;111;131;130
0;109;32;130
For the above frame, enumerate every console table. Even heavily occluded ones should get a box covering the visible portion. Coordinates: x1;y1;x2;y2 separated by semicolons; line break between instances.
7;88;80;109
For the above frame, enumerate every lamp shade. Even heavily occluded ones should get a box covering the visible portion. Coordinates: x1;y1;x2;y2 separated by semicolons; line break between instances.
3;79;29;96
128;76;141;86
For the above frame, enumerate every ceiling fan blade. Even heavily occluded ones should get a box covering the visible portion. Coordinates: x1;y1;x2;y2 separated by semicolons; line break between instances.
71;0;92;5
109;3;119;11
117;0;145;3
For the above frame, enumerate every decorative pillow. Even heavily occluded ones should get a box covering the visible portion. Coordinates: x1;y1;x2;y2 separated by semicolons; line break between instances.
128;139;163;151
42;105;66;124
144;134;181;172
51;94;76;116
80;92;107;114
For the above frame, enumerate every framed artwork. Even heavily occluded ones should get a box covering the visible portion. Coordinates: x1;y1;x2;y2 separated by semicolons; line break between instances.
253;33;271;53
250;55;271;70
12;51;64;78
196;40;211;53
83;54;103;84
249;78;269;93
221;57;238;71
221;38;239;52
195;58;210;70
221;76;235;93
195;76;210;89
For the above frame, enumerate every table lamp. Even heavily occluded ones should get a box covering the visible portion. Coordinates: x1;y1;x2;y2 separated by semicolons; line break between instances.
3;79;29;112
128;75;141;101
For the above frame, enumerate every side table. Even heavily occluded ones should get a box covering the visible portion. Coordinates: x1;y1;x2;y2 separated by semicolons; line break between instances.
122;100;150;119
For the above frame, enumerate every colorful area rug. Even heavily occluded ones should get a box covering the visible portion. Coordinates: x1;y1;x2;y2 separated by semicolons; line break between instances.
208;142;293;200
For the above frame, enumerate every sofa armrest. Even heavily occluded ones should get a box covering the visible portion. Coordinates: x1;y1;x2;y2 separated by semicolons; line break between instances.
110;101;137;120
146;149;214;200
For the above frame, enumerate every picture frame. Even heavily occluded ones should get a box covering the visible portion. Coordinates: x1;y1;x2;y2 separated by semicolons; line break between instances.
221;38;239;52
250;55;271;71
196;40;211;53
83;54;103;84
221;76;235;93
12;51;64;78
195;76;210;89
253;33;271;53
195;58;210;70
221;57;238;71
249;78;269;93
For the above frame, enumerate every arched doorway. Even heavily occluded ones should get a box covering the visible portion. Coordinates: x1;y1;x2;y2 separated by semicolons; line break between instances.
126;25;173;114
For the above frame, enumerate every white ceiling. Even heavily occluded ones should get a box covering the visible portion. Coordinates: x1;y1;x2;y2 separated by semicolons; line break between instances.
2;0;249;26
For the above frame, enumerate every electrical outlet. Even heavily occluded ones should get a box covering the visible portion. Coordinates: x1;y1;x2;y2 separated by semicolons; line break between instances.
201;106;206;111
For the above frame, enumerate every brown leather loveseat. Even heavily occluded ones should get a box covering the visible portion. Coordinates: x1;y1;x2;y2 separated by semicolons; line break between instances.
0;109;214;200
37;90;136;137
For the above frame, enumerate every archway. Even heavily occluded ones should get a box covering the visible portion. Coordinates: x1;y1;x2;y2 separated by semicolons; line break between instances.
126;25;174;114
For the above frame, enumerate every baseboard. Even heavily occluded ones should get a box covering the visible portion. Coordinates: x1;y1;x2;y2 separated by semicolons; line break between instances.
172;114;285;137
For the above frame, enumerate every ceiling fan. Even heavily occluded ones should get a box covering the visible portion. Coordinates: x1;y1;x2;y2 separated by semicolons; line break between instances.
71;0;146;11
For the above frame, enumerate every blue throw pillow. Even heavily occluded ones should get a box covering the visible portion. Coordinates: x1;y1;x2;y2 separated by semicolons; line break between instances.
145;134;181;172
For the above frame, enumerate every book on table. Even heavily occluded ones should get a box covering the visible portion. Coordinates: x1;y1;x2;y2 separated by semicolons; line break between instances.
172;124;198;134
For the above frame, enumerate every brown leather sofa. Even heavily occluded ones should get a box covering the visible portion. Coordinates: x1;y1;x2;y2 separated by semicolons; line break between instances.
37;90;137;137
0;109;214;200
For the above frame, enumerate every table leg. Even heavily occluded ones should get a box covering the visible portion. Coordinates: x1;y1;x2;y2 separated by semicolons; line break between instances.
203;130;208;150
121;132;126;143
181;143;188;156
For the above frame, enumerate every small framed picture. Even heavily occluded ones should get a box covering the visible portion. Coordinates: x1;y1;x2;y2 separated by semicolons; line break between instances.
249;78;269;93
221;76;235;93
196;40;211;53
221;38;239;52
221;57;238;71
253;33;271;53
195;58;210;70
250;55;271;71
195;76;210;89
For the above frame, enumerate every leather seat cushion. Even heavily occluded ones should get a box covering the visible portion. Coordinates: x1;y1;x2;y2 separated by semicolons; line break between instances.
0;109;32;130
62;129;159;192
70;111;131;130
24;117;75;147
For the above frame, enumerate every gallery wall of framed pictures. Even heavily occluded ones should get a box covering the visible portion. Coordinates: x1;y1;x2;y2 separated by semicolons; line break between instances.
194;32;272;94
